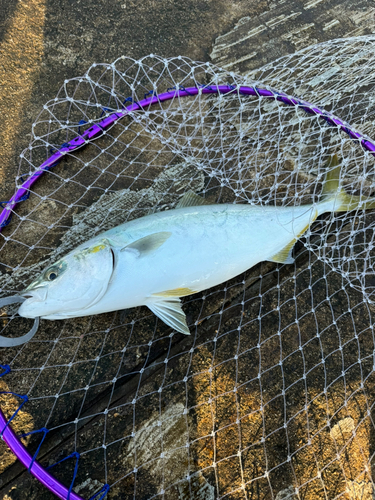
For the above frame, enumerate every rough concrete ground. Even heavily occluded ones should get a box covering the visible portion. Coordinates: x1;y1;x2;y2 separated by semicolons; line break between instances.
0;1;375;500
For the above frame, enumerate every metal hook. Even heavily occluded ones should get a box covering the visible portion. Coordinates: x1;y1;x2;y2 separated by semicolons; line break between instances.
0;296;40;347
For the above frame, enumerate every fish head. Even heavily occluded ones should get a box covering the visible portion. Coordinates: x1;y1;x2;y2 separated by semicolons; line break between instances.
18;240;114;319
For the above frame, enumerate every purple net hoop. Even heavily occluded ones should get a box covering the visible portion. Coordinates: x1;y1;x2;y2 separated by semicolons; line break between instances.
1;84;375;230
1;82;375;499
0;410;84;500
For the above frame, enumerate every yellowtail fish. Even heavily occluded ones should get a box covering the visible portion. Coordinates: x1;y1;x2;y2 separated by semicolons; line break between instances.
0;155;373;346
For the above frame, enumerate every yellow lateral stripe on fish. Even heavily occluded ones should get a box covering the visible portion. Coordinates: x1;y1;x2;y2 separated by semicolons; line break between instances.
153;287;197;297
13;153;375;341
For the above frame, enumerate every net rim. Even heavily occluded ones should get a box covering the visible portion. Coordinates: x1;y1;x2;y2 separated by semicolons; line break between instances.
1;83;375;230
0;409;85;500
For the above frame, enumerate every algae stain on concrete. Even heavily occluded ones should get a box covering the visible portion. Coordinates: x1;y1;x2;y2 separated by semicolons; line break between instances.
192;346;265;497
177;472;215;500
0;0;46;180
0;380;34;477
124;402;191;489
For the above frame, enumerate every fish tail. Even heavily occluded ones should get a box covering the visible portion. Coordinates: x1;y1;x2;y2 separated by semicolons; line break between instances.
321;154;375;212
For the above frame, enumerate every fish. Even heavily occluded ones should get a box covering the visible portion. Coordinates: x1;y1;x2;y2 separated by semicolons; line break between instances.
0;154;374;347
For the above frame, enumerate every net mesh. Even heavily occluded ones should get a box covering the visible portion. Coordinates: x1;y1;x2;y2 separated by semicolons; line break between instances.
1;36;375;499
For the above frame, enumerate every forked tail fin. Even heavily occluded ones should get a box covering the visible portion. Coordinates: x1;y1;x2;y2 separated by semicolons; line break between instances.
269;154;374;266
322;154;375;212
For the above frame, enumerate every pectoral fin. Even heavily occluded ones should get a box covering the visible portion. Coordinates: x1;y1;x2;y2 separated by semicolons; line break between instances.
147;297;190;335
121;232;171;257
176;191;209;208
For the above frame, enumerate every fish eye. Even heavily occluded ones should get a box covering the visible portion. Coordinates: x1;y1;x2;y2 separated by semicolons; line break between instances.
47;271;58;281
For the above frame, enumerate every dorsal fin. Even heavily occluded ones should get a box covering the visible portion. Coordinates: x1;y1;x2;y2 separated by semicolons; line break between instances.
321;154;340;197
176;191;209;209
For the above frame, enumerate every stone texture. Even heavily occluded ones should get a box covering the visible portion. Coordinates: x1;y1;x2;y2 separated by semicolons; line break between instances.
210;0;375;73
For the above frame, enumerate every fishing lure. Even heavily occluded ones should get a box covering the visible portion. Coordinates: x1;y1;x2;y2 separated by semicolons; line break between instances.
0;155;373;346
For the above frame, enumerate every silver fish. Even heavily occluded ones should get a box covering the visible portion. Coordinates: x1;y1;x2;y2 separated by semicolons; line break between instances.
1;155;373;346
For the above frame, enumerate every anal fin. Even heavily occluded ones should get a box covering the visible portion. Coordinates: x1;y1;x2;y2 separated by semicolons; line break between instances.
269;242;295;264
147;297;190;335
269;211;318;264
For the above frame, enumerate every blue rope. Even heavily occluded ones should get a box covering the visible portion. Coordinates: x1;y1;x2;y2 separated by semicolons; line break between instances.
300;105;315;115
46;450;79;470
178;86;194;96
19;192;30;202
68;453;80;500
78;119;87;135
49;142;70;155
0;217;12;228
196;83;215;91
19;427;49;471
0;365;10;377
89;484;110;500
143;90;157;100
99;107;115;118
121;96;136;112
46;451;80;500
0;189;29;210
121;97;132;109
167;85;195;96
0;393;28;438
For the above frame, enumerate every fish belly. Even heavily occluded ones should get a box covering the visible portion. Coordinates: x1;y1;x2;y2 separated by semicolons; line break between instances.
85;203;315;315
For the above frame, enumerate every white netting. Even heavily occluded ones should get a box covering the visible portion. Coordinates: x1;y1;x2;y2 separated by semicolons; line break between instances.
1;36;375;499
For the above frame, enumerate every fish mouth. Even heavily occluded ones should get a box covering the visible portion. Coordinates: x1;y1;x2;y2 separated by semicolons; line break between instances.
20;287;48;303
18;287;49;319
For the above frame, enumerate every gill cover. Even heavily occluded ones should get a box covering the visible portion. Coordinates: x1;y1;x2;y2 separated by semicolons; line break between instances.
19;240;115;319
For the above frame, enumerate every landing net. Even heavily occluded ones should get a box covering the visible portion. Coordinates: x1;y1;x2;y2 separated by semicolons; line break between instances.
1;36;375;500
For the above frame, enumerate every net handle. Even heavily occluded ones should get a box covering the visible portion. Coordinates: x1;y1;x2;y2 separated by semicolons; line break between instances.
1;84;375;230
0;409;85;500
